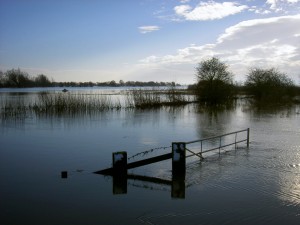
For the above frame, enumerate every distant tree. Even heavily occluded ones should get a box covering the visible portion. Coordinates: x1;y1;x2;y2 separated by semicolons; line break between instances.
5;68;33;87
0;70;4;87
195;57;234;104
109;80;117;86
0;70;182;88
245;67;295;100
119;80;125;86
35;74;52;87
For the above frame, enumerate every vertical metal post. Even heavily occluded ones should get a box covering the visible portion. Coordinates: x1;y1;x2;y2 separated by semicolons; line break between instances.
235;132;237;149
201;140;203;154
219;136;222;154
247;128;250;148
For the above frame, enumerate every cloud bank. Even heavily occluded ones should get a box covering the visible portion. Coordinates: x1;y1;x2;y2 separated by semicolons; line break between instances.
139;14;300;82
266;0;300;10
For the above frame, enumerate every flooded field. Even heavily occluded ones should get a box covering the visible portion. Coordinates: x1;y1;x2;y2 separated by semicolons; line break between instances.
0;88;300;225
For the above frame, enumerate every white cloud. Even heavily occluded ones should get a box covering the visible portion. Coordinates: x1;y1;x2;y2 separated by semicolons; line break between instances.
139;44;215;65
139;55;160;64
174;1;248;21
266;0;300;10
253;8;272;14
138;26;160;34
180;0;190;3
139;14;300;82
267;0;277;9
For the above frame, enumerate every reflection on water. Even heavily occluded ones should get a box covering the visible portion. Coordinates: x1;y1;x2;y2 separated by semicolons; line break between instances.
110;173;185;199
0;88;300;224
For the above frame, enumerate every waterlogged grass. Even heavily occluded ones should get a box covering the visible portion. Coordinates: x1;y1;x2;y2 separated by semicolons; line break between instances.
1;99;28;119
33;93;122;113
127;88;194;108
0;89;195;119
1;89;298;120
127;89;161;108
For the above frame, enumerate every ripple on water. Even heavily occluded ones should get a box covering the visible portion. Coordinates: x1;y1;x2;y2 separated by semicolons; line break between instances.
183;146;300;216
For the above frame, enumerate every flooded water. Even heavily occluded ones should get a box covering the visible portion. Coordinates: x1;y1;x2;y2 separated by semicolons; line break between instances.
0;88;300;225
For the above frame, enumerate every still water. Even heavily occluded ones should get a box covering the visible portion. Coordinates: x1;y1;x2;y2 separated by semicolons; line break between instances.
0;88;300;225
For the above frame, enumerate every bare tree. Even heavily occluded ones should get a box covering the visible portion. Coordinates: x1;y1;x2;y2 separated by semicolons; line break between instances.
245;67;295;100
35;74;52;87
196;57;232;84
0;70;4;87
5;68;32;87
195;57;234;104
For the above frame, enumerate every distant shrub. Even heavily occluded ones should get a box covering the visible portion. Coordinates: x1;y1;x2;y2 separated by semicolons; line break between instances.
245;67;295;101
34;74;52;87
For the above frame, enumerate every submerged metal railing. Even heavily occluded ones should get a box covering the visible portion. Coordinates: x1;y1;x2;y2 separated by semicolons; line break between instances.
95;128;250;175
92;128;250;198
185;128;250;159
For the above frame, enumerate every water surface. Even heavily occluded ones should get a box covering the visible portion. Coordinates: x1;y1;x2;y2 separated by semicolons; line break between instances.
0;88;299;224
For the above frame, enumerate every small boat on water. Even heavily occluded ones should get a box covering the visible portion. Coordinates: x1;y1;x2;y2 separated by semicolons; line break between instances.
62;88;68;92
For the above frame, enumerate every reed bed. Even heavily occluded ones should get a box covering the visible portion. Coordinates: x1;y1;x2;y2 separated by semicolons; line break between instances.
32;93;122;114
1;99;28;119
127;89;162;108
0;89;195;119
127;88;194;108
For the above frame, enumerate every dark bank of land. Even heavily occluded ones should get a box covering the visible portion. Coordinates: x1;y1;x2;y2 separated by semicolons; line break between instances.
0;68;180;88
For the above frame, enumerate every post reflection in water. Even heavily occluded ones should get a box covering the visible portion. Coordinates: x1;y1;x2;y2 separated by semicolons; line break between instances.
113;174;127;195
111;171;186;199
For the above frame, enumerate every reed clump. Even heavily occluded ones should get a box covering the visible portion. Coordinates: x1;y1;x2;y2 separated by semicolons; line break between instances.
126;88;193;109
128;89;162;108
165;87;192;105
31;93;121;115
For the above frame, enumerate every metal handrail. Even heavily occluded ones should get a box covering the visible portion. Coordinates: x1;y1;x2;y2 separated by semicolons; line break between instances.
185;128;249;145
185;128;249;158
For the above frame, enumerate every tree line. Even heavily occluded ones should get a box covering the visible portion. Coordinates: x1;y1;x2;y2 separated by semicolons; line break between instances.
0;69;52;88
0;68;178;88
1;60;299;105
190;57;299;104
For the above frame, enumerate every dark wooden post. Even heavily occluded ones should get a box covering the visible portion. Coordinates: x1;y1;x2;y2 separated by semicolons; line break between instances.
172;142;186;198
172;142;186;172
61;171;68;178
112;151;127;194
113;151;127;175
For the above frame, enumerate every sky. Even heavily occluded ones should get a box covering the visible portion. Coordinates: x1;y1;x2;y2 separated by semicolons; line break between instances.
0;0;300;84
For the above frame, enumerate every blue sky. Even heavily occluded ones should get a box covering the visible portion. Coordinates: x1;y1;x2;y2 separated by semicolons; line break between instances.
0;0;300;84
